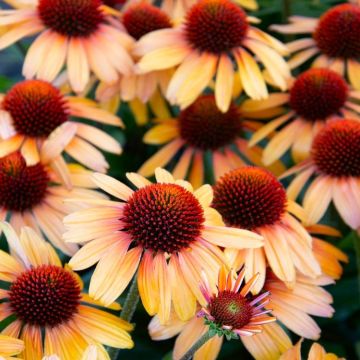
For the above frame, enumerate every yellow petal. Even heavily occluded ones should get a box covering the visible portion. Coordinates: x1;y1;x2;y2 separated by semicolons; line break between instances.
138;139;184;177
215;54;234;112
348;59;360;90
91;173;133;201
168;257;196;321
202;226;263;249
143;121;179;145
76;305;134;348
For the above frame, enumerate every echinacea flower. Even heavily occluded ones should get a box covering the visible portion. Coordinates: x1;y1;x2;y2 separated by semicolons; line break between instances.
96;2;174;125
271;3;360;90
264;271;334;340
0;334;24;358
226;226;345;340
241;68;360;164
119;2;173;103
284;119;360;229
0;79;123;172
0;223;133;360
149;266;292;360
212;166;321;293
135;0;290;112
139;95;285;188
150;315;292;360
0;151;103;255
198;266;276;337
122;2;172;43
280;338;344;360
65;168;263;324
0;0;134;92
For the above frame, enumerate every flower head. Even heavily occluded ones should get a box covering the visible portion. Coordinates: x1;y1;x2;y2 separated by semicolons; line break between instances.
0;79;123;172
135;0;289;112
213;166;321;292
0;222;133;360
289;68;348;121
96;2;173;114
311;119;360;177
123;183;205;253
123;3;172;40
241;68;360;164
178;96;242;150
9;264;82;327
199;266;275;338
0;1;134;92
313;4;360;59
271;4;360;90
0;151;48;212
38;0;104;37
140;95;285;188
185;0;249;54
65;168;262;324
0;151;103;255
149;266;292;360
213;166;287;230
3;80;69;138
285;119;360;229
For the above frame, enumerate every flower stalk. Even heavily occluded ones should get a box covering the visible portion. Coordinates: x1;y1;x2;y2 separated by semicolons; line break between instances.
178;330;216;360
121;274;140;322
283;0;292;20
354;231;360;300
108;275;140;359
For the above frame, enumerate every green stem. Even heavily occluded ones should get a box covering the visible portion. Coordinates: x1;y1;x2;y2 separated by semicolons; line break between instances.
120;274;140;322
179;331;215;360
108;275;140;360
353;231;360;300
107;346;118;360
282;0;291;21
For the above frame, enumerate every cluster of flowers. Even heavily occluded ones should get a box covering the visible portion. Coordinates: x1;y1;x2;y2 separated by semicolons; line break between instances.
0;0;358;358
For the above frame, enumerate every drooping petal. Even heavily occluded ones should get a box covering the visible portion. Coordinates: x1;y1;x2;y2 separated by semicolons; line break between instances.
262;226;295;285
